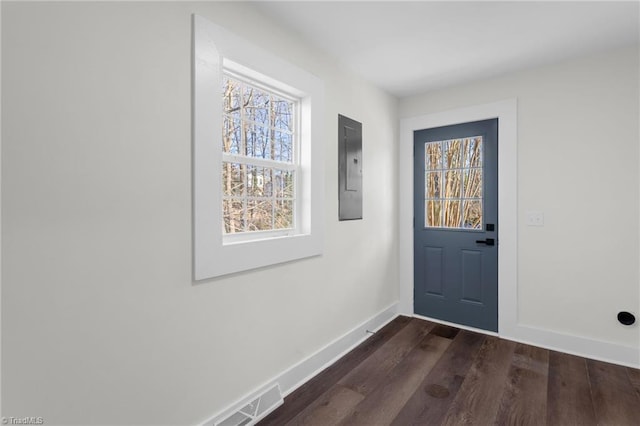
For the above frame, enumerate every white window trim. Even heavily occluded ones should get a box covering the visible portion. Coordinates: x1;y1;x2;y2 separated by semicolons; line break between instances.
193;15;324;280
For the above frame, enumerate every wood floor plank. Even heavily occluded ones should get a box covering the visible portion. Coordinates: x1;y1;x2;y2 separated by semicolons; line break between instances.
337;318;435;396
494;343;549;425
628;367;640;400
338;334;451;426
284;384;364;426
259;315;412;426
546;351;597;426
440;336;516;426
587;359;640;426
390;330;486;426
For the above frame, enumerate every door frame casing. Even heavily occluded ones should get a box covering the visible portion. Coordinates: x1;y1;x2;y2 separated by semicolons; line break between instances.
399;99;518;337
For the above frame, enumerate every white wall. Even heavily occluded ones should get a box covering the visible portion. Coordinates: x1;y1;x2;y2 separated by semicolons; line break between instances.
400;46;640;365
1;2;398;425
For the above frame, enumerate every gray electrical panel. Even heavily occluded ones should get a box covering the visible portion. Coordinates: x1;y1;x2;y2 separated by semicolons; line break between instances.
338;114;362;220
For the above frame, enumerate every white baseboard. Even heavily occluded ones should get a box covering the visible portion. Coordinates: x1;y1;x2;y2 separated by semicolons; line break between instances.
414;313;639;368
199;302;400;425
503;323;640;369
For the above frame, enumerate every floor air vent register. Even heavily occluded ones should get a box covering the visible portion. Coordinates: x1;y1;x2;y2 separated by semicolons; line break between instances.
204;383;283;426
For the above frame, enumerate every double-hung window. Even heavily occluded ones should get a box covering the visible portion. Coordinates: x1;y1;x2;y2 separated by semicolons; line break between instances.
193;15;324;280
222;72;298;239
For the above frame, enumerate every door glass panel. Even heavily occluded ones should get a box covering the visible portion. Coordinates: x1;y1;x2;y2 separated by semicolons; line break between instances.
425;200;442;227
463;168;482;198
425;171;441;198
463;200;482;229
444;170;462;198
425;142;442;170
443;200;462;227
443;139;462;168
463;137;482;167
424;136;483;229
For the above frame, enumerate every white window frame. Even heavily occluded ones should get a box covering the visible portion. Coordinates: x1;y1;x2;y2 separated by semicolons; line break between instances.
193;15;324;280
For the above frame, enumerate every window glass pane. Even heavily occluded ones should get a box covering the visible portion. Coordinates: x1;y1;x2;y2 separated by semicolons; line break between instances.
425;171;441;199
425;142;442;170
443;200;461;227
274;131;293;162
274;169;294;198
222;116;241;154
284;170;294;198
444;170;462;198
443;139;462;169
223;198;244;234
274;200;294;229
246;200;273;231
272;97;294;132
463;200;482;229
222;76;241;120
243;85;270;127
464;168;482;198
246;166;272;197
222;162;245;196
425;200;442;227
463;136;482;168
244;124;271;159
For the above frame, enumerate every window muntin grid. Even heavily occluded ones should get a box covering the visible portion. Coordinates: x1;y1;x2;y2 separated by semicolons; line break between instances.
424;136;483;229
222;72;298;234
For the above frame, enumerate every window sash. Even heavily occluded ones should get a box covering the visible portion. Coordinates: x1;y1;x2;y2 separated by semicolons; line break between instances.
222;153;297;171
225;68;299;105
222;71;299;236
223;70;299;164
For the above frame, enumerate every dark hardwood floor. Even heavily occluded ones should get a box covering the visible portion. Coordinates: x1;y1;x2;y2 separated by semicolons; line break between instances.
259;316;640;426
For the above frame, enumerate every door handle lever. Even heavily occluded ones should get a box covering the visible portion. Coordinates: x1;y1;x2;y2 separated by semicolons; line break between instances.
476;238;495;246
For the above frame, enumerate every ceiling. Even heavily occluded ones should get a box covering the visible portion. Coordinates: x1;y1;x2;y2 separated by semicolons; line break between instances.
253;1;640;97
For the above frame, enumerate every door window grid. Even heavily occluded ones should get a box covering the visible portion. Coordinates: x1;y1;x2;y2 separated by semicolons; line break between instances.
222;73;298;234
424;136;483;229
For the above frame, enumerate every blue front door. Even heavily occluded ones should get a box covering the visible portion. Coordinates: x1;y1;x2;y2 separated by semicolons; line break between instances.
413;119;498;332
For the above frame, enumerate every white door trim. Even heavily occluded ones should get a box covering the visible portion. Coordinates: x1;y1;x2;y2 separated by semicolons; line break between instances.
398;99;519;337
